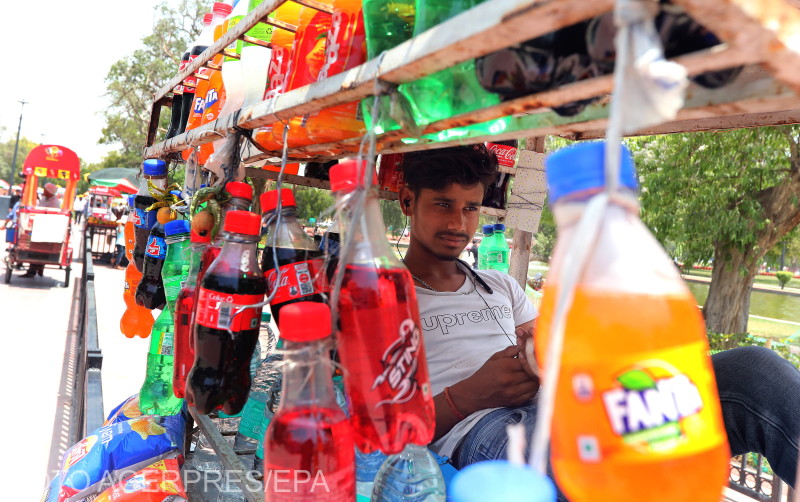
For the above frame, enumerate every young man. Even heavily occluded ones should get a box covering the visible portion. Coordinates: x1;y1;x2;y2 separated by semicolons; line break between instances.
398;145;800;492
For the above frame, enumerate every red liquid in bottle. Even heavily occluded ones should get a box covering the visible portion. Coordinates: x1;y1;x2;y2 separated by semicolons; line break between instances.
172;286;196;398
261;246;328;325
337;265;435;454
264;407;354;501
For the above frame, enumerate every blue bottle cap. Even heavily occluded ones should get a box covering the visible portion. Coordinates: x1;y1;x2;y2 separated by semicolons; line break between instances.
449;461;556;502
482;224;494;235
127;195;135;207
164;219;190;236
545;140;637;204
493;223;505;232
142;159;167;176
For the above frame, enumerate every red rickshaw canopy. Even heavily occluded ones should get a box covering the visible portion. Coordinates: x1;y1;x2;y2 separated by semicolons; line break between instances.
22;145;80;181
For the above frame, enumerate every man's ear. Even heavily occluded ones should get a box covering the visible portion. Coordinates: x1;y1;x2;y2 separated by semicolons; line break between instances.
398;185;414;216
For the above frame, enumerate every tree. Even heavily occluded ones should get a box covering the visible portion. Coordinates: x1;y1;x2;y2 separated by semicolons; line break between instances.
381;199;405;236
0;137;38;186
100;0;205;161
629;126;800;334
293;186;335;223
775;271;793;290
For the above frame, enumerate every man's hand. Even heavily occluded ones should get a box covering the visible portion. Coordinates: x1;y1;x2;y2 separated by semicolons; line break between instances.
515;326;540;380
450;345;540;415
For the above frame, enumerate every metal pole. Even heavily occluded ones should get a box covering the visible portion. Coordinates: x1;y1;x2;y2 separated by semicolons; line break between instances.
7;100;28;189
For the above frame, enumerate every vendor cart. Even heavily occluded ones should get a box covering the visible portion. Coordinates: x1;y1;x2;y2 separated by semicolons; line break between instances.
4;144;80;287
85;185;124;264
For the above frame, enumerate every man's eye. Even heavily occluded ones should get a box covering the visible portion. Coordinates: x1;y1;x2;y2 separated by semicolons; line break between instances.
465;206;479;212
436;203;450;208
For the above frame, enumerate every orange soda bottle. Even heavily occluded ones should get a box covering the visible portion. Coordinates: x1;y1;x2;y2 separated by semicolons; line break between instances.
121;196;154;338
534;141;729;501
305;0;367;145
270;1;334;148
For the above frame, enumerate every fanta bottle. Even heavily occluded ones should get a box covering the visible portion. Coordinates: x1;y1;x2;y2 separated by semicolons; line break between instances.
121;195;154;338
329;160;435;454
271;1;334;148
253;2;301;154
305;0;367;146
535;141;729;501
177;13;214;136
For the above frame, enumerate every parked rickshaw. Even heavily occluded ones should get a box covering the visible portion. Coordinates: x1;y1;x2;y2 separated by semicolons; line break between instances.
3;145;80;287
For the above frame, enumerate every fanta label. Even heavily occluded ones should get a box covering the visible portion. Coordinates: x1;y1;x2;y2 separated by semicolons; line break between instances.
145;235;166;260
204;88;219;110
133;208;156;230
195;288;263;331
264;259;328;304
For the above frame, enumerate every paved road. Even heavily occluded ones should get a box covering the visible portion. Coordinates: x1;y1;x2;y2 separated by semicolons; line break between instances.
1;223;147;500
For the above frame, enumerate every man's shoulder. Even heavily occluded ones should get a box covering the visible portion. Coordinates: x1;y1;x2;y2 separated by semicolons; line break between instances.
473;269;521;295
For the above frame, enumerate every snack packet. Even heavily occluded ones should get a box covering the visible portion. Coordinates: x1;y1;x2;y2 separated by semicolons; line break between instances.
93;458;187;502
104;395;142;426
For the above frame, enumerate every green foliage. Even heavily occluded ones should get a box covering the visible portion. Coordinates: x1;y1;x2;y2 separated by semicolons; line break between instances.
380;199;405;236
101;0;205;158
293;186;335;223
775;271;793;289
0;137;38;186
707;329;799;368
532;203;555;261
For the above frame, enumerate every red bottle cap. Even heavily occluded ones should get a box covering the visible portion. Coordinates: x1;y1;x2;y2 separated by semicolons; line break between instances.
329;159;378;193
212;2;232;15
203;13;213;25
190;229;212;243
278;303;331;342
223;210;261;235
226;181;253;201
259;188;296;213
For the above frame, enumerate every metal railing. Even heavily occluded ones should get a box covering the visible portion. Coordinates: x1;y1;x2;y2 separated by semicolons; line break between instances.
70;226;105;444
729;455;796;501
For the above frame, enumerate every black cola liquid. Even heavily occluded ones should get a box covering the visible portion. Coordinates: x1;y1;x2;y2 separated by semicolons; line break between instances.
261;246;327;325
135;222;166;310
187;272;266;415
133;194;157;273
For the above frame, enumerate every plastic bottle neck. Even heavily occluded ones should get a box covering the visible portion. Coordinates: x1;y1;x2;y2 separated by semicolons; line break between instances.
279;338;338;409
225;197;252;212
552;189;640;229
185;243;208;287
138;175;167;196
339;188;399;268
165;233;190;246
263;206;315;249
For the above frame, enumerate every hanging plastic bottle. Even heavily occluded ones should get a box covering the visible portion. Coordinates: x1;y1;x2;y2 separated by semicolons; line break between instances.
121;195;155;338
135;212;169;310
263;302;355;501
271;1;335;148
240;0;278;109
361;0;416;134
187;210;266;415
355;448;388;499
161;220;192;311
139;304;184;416
371;444;446;502
485;223;509;273
305;0;368;145
177;13;214;135
132;159;168;272
535;141;728;501
166;50;187;139
329;160;435;454
259;188;329;325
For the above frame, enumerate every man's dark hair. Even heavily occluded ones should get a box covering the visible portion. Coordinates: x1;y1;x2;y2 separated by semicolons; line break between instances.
401;144;498;195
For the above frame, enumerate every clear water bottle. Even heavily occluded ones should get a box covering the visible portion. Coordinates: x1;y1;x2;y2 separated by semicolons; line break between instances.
372;443;446;502
356;448;388;499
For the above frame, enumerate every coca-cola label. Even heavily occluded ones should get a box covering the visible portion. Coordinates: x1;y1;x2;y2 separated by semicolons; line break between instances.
195;289;263;331
372;319;423;406
264;259;328;305
184;54;199;89
486;142;518;168
132;208;155;230
145;235;166;260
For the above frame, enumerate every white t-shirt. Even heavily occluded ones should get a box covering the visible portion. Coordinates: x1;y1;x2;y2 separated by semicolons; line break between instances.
416;263;538;458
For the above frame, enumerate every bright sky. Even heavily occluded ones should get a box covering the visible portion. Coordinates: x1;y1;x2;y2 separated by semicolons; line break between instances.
1;0;185;165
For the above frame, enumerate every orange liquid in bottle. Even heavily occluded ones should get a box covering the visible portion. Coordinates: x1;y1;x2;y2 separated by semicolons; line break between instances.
121;217;154;338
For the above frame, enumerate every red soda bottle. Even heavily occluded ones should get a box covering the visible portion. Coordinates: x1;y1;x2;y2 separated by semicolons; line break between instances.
173;228;211;398
329;160;435;454
263;302;355;500
259;188;329;325
187;210;266;415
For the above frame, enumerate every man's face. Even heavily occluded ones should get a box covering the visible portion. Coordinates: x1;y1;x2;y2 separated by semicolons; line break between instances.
409;182;484;261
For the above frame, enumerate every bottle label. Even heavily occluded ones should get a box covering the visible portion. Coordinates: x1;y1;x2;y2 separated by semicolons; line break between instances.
265;45;291;100
288;11;332;88
195;289;263;331
184;54;199;89
145;235;167;260
163;272;188;305
372;318;427;407
158;330;174;356
572;342;725;461
132;208;156;230
264;258;329;304
486;142;518;168
486;250;506;263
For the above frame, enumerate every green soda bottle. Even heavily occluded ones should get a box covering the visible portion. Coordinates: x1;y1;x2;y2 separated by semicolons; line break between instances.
400;0;508;139
139;219;191;415
362;0;416;134
486;223;510;273
139;306;184;415
477;224;494;270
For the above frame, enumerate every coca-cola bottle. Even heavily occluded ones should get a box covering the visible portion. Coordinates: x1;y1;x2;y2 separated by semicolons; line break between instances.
187;210;266;415
483;141;516;210
329;160;435;454
259;188;329;325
